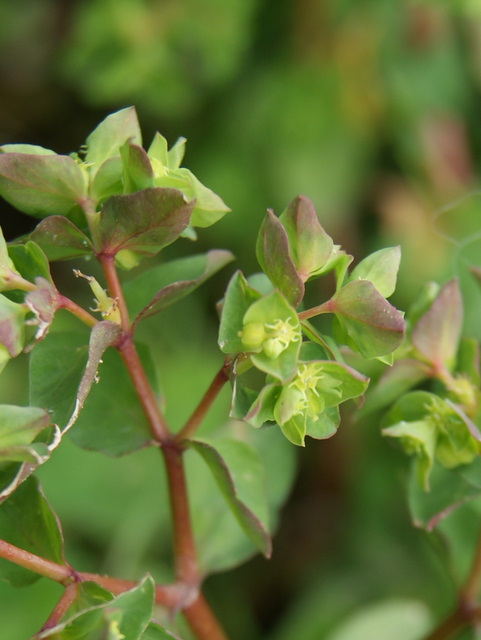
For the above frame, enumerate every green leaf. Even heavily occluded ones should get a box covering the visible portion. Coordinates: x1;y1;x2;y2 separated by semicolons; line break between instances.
218;270;262;354
98;188;194;257
0;153;88;218
85;107;142;175
279;195;334;281
383;419;437;491
256;209;304;307
70;342;157;456
326;599;432;640
0;293;26;359
0;476;64;586
8;240;52;284
348;246;401;298
141;623;183;639
90;156;124;204
29;332;89;429
30;216;93;261
121;142;154;192
37;576;156;639
124;250;235;324
331;280;405;358
188;438;271;557
411;278;462;370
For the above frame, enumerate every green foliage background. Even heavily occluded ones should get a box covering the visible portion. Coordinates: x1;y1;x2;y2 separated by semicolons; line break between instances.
2;1;481;638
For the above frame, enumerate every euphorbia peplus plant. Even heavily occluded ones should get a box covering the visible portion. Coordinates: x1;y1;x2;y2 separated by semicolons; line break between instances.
0;107;477;640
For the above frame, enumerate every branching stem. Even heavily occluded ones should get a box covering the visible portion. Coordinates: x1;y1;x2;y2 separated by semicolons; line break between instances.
58;295;99;328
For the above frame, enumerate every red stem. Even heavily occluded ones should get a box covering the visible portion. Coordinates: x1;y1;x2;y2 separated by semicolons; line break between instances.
176;357;232;442
117;336;170;443
37;583;79;633
58;295;99;328
97;253;131;331
0;539;73;585
183;594;229;640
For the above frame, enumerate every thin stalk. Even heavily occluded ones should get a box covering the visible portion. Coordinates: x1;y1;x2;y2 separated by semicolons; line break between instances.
176;357;232;442
298;300;334;321
37;582;79;633
183;594;229;640
117;336;170;443
58;295;99;328
422;608;470;640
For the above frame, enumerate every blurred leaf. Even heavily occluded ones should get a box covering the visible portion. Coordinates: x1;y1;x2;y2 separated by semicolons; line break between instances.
70;342;157;456
0;144;56;156
0;405;50;452
37;576;156;639
0;228;22;291
411;279;462;370
359;359;429;416
188;438;271;558
279;195;334;282
408;459;481;531
348;247;401;299
85;107;142;175
141;623;183;639
256;209;304;307
331;280;405;358
124;250;234;324
0;294;26;358
0;476;64;586
0;153;87;218
326;599;432;640
218;270;261;354
30;216;93;261
98;188;194;256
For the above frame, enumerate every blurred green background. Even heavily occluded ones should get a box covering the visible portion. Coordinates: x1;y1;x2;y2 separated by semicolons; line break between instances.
2;1;481;638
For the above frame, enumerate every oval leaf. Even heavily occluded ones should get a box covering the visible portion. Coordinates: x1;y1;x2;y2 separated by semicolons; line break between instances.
98;188;194;256
0;153;87;218
331;280;405;358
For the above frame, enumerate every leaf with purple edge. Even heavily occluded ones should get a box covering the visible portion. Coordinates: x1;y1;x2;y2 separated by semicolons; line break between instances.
411;278;462;370
0;153;88;218
256;210;304;307
98;188;194;257
187;438;272;558
125;250;235;325
331;280;405;358
30;216;93;261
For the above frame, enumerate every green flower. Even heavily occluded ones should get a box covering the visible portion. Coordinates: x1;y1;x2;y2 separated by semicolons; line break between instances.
238;291;302;381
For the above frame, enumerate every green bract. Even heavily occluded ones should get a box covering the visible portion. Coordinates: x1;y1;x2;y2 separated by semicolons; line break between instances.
382;391;481;490
244;355;369;446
